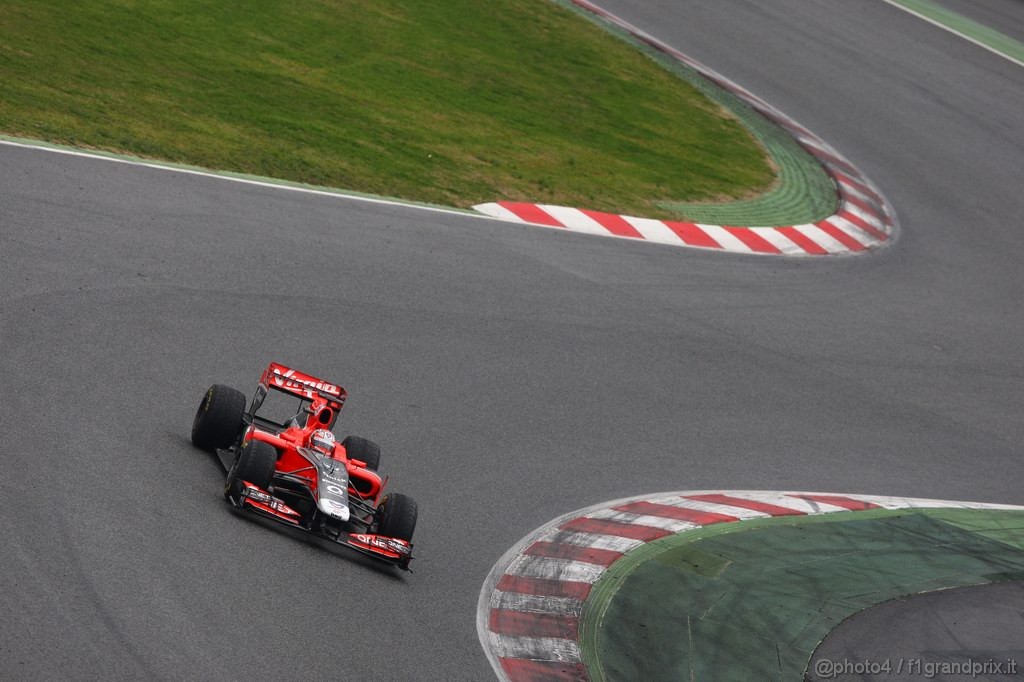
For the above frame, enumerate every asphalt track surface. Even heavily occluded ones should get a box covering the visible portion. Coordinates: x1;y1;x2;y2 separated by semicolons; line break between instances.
809;581;1024;680
932;0;1024;43
1;0;1022;679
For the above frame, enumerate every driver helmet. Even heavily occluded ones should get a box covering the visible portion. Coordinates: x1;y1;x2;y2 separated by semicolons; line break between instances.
310;429;336;454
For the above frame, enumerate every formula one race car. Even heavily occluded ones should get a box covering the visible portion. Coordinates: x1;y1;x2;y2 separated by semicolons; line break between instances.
190;363;417;570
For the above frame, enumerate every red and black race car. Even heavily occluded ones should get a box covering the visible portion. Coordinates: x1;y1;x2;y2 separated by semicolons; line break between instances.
191;363;417;570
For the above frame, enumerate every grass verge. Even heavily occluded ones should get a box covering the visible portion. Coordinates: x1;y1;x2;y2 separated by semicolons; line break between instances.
558;0;838;225
0;0;776;219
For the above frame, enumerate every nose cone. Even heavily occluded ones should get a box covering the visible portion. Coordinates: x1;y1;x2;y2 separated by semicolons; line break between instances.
322;498;350;522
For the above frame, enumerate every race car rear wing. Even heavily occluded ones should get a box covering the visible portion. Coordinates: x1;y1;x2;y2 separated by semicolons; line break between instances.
258;362;348;408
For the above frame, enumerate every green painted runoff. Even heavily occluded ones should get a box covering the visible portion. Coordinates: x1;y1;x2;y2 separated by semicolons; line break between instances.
884;0;1024;66
580;508;1024;681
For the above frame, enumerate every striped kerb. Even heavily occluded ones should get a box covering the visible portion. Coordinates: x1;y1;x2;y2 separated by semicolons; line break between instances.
685;493;808;516
472;0;896;258
480;491;1021;681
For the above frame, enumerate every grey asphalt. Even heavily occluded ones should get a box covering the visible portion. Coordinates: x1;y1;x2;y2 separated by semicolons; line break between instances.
808;581;1024;680
1;0;1022;679
932;0;1024;44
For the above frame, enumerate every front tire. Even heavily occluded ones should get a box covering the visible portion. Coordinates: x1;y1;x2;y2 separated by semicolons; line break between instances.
343;435;381;471
377;493;417;542
224;440;277;498
191;384;246;451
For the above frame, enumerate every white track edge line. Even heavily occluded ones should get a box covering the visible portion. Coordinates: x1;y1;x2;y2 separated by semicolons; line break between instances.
0;139;498;224
877;0;1024;70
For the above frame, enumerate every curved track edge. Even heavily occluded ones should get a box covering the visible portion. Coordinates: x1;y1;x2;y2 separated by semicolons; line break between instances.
476;490;1024;681
474;0;899;257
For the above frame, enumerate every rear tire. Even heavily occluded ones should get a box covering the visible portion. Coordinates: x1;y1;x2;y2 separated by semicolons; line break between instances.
224;440;277;498
377;493;417;542
343;435;381;471
191;384;246;451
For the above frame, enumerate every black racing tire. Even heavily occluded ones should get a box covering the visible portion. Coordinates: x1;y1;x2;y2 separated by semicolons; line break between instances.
225;440;277;498
191;384;246;451
343;435;381;471
377;493;417;542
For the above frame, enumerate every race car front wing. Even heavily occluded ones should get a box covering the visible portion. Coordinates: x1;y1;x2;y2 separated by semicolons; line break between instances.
231;482;414;569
